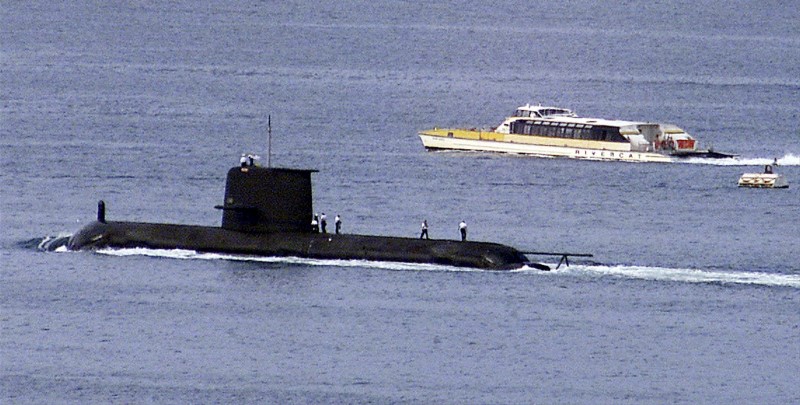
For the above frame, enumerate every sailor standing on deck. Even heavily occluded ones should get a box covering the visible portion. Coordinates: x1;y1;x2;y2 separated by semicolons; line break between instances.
320;213;328;233
335;215;342;234
420;220;429;239
240;154;247;167
459;220;467;241
311;215;319;232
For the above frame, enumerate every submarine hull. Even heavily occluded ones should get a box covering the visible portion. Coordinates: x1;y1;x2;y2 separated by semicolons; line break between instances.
68;221;530;270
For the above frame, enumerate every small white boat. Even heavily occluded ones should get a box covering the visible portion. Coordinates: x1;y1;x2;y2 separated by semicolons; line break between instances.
738;165;789;188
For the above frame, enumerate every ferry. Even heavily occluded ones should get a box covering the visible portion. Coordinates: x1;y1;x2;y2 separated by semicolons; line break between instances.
418;104;735;163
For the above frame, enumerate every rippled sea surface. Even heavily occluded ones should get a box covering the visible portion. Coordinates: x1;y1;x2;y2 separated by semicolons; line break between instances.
2;1;799;403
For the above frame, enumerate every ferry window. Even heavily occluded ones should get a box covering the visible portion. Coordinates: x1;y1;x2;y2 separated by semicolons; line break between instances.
590;126;625;142
578;126;589;139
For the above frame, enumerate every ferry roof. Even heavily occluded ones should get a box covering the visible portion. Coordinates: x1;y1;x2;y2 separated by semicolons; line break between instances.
514;104;576;116
510;104;688;131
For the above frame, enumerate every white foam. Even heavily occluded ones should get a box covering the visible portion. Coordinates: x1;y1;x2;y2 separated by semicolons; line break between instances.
95;248;799;288
680;153;800;166
563;263;800;288
96;248;477;272
37;233;72;252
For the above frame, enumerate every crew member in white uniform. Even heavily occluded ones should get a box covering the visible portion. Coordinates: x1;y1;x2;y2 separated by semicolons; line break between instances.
311;215;319;232
459;220;467;241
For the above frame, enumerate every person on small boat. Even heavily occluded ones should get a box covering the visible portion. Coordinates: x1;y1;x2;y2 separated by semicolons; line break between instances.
335;215;342;234
459;220;467;241
420;220;429;239
320;213;327;233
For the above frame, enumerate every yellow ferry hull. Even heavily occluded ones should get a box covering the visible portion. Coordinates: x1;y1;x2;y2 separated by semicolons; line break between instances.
418;129;672;163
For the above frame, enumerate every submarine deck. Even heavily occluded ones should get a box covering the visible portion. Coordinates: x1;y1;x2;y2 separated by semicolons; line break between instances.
68;221;530;270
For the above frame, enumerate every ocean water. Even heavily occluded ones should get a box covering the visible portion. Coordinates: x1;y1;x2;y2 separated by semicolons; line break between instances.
2;1;799;403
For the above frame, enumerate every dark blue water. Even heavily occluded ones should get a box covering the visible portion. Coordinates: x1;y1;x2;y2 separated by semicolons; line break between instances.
2;1;799;403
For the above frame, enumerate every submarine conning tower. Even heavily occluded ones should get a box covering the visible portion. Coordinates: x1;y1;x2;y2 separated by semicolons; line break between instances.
216;166;317;233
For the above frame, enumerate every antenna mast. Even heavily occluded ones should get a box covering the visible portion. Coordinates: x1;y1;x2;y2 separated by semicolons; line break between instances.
267;115;272;168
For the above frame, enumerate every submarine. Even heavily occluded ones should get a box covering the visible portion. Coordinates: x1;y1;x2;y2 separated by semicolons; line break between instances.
67;163;576;270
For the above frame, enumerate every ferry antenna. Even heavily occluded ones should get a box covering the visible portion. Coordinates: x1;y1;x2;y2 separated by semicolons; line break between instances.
267;114;272;168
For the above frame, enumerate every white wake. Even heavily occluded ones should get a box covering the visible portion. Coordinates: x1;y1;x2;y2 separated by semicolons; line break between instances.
95;247;799;288
96;247;476;272
549;263;800;288
681;153;800;166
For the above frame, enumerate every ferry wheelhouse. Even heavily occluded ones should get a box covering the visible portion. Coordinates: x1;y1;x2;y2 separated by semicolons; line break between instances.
418;104;734;163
